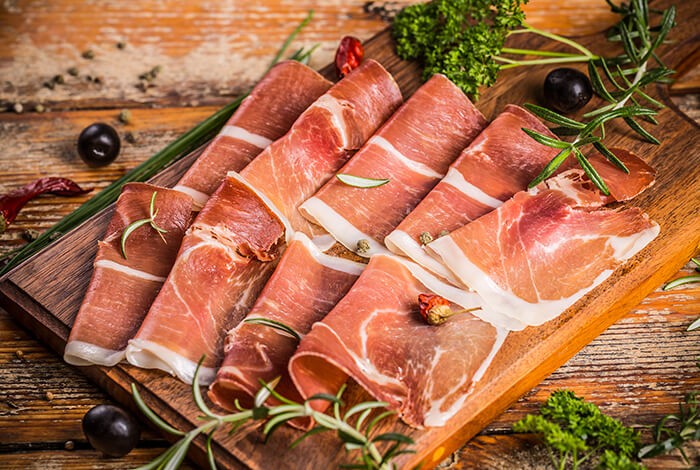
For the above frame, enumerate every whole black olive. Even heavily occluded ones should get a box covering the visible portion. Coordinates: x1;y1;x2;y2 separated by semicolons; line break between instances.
543;68;593;114
77;123;121;167
82;404;140;457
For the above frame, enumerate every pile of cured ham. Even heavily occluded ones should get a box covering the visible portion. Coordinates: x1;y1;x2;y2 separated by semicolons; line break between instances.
64;59;659;429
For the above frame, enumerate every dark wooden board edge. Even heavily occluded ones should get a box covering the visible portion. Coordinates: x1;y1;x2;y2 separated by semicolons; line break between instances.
1;3;699;467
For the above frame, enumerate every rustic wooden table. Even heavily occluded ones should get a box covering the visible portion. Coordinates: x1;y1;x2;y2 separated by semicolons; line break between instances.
1;1;698;468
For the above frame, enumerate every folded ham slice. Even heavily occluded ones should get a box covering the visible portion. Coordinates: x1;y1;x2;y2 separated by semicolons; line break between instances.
126;174;286;384
241;59;403;238
385;104;572;281
208;233;364;410
288;254;507;428
173;61;331;208
428;149;659;326
299;74;486;257
126;61;402;384
64;183;193;366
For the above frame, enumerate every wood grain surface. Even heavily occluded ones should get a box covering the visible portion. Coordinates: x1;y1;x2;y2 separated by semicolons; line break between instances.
1;1;699;469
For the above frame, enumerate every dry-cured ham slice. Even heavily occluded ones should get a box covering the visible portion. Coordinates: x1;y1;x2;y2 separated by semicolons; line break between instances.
385;104;571;280
64;183;193;366
428;154;658;327
288;254;507;428
241;59;403;237
126;173;286;384
208;233;364;410
299;74;486;257
173;61;331;208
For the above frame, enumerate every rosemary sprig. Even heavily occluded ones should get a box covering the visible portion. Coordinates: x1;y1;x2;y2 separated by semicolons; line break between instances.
662;257;700;331
638;392;700;464
120;191;167;259
498;0;676;194
0;11;316;276
243;317;302;341
132;357;414;470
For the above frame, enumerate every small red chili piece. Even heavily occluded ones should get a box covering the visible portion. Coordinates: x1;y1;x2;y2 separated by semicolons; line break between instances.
335;36;364;78
418;293;451;325
0;177;92;233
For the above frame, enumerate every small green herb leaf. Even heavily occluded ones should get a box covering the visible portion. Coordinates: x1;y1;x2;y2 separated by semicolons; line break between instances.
244;317;301;341
336;174;390;188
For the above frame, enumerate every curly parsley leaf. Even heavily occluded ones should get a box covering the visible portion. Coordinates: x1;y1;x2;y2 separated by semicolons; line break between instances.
513;390;643;469
392;0;527;98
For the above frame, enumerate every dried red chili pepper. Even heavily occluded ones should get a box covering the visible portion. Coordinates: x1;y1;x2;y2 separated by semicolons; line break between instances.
335;36;364;78
418;293;479;325
0;177;92;233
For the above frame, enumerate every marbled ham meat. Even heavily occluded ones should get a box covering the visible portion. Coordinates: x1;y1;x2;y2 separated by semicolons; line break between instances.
428;149;659;326
126;174;286;384
241;59;403;238
64;183;193;366
288;254;506;428
173;61;331;209
385;104;573;281
208;233;364;410
299;74;486;257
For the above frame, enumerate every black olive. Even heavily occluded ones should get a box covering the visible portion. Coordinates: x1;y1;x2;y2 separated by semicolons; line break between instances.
82;404;140;457
543;68;593;114
77;123;121;167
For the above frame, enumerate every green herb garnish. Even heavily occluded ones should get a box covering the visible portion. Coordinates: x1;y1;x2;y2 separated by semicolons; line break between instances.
513;389;643;469
662;257;700;331
243;317;302;341
132;356;414;470
0;12;316;276
120;191;167;260
392;0;526;99
639;392;700;464
336;173;390;188
502;0;676;194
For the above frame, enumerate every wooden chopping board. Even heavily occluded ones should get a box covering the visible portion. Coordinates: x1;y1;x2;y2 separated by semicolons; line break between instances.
1;0;699;467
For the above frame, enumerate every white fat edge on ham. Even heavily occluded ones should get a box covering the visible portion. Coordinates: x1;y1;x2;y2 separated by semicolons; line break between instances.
384;230;462;285
126;338;218;385
369;136;444;179
93;259;167;283
171;184;208;210
299;197;391;258
64;340;126;367
292;232;365;276
310;233;336;251
225;171;295;244
311;94;351;149
441;167;504;209
218;124;274;149
428;222;660;326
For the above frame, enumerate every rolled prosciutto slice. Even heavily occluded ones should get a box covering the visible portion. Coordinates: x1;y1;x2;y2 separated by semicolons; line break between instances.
299;74;486;257
64;183;193;366
385;104;571;281
428;150;659;327
288;254;507;428
208;233;364;411
241;59;403;238
126;173;287;384
173;61;332;208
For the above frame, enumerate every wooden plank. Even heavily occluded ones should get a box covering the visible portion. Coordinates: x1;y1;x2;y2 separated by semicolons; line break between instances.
3;1;698;467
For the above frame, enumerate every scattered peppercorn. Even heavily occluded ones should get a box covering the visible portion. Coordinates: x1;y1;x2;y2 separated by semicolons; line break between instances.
116;41;126;50
43;80;55;90
45;391;54;401
419;231;433;245
356;239;371;255
53;74;65;85
67;66;79;77
118;109;132;124
15;350;24;360
64;440;75;451
82;49;95;60
22;228;40;241
363;1;402;21
34;103;45;113
124;131;137;144
438;229;450;238
12;102;23;114
139;65;162;82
